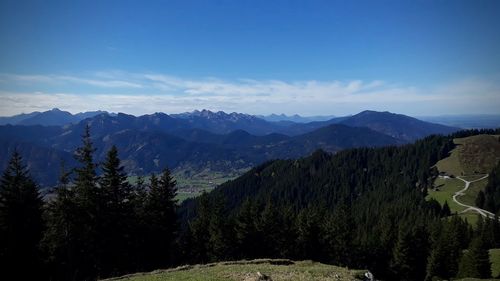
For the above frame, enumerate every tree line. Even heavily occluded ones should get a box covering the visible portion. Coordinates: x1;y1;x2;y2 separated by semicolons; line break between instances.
1;126;500;280
0;126;177;280
178;130;500;280
477;160;500;213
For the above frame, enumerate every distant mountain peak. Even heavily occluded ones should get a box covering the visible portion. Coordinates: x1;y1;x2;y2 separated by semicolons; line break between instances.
341;110;458;141
150;112;169;117
178;109;256;121
358;110;391;115
259;113;337;123
185;109;218;117
0;108;114;127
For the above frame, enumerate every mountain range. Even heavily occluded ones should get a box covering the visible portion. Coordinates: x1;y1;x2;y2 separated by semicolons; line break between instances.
0;108;111;126
0;109;459;186
258;113;337;123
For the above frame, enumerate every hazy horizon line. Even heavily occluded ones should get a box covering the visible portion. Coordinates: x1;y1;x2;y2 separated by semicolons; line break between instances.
2;107;500;119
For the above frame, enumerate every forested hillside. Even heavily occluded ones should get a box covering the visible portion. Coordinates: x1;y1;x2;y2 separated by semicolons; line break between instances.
1;126;497;281
178;129;500;281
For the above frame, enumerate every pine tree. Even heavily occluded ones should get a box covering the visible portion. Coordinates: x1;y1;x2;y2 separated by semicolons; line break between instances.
149;173;158;192
476;215;485;239
73;125;99;204
188;193;211;263
43;161;80;280
483;161;500;213
441;201;451;217
295;206;323;261
234;198;260;259
425;221;461;281
133;175;147;202
276;205;298;258
0;152;44;278
458;249;475;278
482;218;495;249
476;191;486;209
425;234;448;281
258;200;284;258
43;125;102;280
186;192;233;263
391;225;428;281
99;145;135;276
74;125;102;278
446;220;463;277
144;168;178;269
130;174;148;271
130;174;147;225
457;237;491;278
391;229;414;281
100;146;131;208
207;193;233;261
493;215;500;248
412;224;431;281
322;204;352;266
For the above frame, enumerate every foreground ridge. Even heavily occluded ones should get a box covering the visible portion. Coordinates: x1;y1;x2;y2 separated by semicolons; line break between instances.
102;259;370;281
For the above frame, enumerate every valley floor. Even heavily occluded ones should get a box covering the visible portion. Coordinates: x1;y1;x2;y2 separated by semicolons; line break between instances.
128;168;247;202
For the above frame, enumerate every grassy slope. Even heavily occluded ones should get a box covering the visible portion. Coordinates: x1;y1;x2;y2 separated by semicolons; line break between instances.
436;135;500;176
102;260;367;281
426;176;480;225
436;147;463;176
461;179;488;207
427;177;466;213
429;135;500;278
428;135;500;224
459;213;480;226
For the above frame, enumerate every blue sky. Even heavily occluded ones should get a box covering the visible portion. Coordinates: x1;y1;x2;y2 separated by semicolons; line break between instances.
0;0;499;116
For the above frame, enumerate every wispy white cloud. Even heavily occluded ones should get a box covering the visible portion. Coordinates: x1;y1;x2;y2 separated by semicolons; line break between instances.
0;71;499;116
0;73;143;88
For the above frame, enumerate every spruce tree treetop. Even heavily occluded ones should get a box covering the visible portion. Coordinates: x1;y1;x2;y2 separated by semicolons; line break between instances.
98;145;137;277
234;198;259;259
134;175;146;195
0;151;43;228
0;151;44;276
143;168;179;269
159;168;177;201
147;169;177;214
100;145;132;205
64;125;101;279
150;173;158;191
457;236;492;278
74;124;98;199
147;170;177;211
441;201;451;217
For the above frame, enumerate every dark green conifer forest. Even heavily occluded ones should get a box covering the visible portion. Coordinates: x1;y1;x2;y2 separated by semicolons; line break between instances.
1;127;500;280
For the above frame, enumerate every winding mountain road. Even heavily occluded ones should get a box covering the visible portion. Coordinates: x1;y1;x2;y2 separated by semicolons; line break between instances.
453;174;497;219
